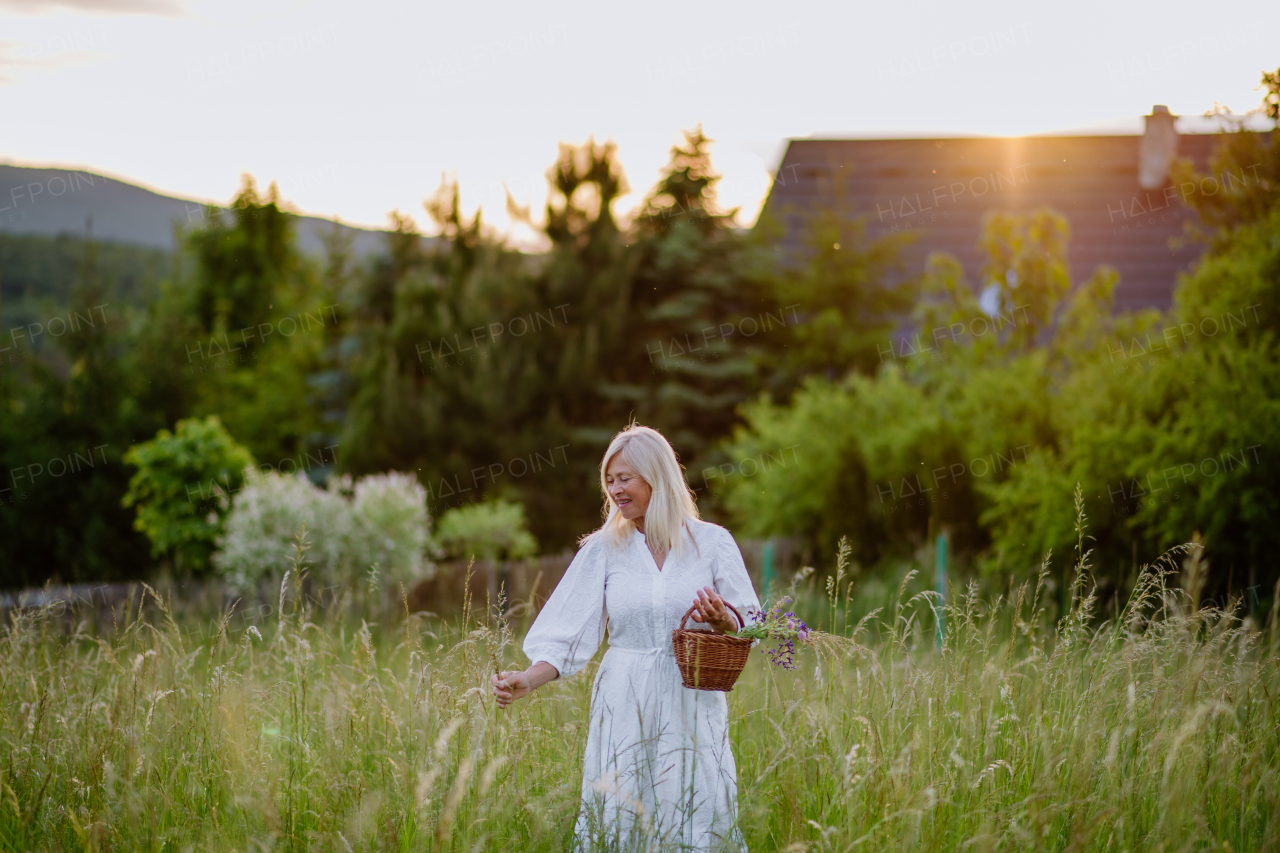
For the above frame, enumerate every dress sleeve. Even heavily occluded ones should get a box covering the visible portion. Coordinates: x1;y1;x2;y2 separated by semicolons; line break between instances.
711;527;762;629
522;535;608;678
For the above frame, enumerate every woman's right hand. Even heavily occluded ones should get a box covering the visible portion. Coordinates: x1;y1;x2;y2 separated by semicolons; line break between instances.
492;670;532;709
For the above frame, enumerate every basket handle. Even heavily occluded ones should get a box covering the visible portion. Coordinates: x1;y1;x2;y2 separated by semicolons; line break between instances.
678;600;745;632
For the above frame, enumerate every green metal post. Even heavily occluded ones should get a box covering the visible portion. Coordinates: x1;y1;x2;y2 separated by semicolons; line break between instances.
762;539;775;600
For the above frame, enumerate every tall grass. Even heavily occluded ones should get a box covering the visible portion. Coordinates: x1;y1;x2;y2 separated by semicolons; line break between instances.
2;503;1277;852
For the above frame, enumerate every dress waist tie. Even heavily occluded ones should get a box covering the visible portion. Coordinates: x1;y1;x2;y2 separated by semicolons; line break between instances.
607;645;677;658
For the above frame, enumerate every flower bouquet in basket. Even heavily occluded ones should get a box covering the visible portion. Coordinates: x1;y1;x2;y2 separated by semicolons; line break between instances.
672;596;811;692
727;596;809;670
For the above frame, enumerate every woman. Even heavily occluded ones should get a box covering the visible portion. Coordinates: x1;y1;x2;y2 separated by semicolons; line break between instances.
491;424;760;852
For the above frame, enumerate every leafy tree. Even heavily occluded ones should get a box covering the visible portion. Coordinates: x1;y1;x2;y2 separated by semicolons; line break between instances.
1169;68;1280;243
720;80;1280;606
122;416;255;574
978;209;1072;348
718;208;1084;565
1171;69;1280;340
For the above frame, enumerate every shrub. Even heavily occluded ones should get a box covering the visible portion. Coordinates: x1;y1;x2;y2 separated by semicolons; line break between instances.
122;416;256;574
213;471;432;593
213;472;349;593
350;472;433;582
435;500;537;561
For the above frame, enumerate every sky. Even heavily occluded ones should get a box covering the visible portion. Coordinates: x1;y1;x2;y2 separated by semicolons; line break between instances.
1;0;1276;245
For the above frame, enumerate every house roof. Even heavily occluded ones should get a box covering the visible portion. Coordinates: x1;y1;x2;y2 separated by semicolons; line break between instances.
759;129;1241;311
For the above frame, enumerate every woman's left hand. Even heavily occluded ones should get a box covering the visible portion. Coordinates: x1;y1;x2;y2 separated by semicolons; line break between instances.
691;586;738;634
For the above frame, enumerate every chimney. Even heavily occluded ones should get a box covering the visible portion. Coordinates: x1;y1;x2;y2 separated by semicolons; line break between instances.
1138;105;1178;189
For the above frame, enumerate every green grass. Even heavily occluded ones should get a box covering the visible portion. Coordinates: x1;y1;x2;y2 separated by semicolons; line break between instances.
2;521;1277;852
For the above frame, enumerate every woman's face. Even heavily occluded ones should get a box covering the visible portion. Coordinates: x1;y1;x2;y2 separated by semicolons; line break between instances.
605;453;652;521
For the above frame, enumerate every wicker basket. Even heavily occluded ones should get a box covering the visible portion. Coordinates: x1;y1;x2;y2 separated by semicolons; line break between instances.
671;602;752;692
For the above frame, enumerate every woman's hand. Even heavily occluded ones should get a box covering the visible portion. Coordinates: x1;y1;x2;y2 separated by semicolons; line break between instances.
691;586;738;634
491;670;531;709
491;661;560;710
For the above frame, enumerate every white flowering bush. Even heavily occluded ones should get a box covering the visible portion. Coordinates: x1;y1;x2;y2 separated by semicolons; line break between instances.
350;472;432;583
213;472;350;593
214;470;431;593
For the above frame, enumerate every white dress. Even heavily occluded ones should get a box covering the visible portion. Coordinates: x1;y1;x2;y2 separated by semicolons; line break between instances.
523;520;761;853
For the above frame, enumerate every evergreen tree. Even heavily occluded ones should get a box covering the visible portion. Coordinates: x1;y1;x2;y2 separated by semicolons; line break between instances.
181;175;334;466
0;226;158;585
620;128;758;475
188;177;295;334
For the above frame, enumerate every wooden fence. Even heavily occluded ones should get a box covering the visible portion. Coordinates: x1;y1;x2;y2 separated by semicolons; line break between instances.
0;537;809;628
406;536;807;618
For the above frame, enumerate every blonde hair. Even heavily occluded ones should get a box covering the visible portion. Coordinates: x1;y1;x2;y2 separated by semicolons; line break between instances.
588;424;700;557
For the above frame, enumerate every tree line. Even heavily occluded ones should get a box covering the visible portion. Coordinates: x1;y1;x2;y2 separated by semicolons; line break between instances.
0;128;907;587
2;70;1278;612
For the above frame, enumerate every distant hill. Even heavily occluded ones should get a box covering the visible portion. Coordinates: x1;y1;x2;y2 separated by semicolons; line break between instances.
0;231;170;340
0;164;394;257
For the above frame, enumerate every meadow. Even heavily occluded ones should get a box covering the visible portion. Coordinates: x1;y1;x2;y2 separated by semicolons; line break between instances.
2;513;1277;853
